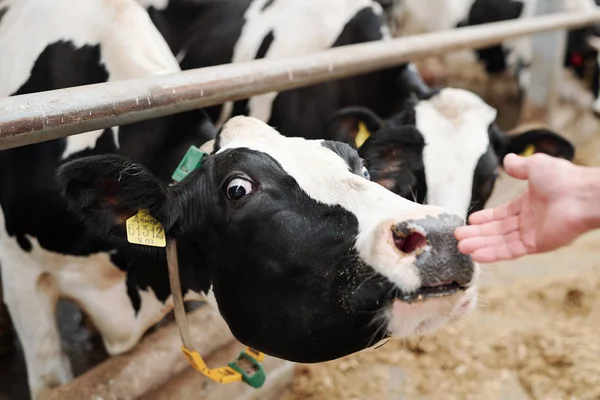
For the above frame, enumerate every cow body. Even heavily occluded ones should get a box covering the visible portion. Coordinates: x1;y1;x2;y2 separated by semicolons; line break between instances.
391;0;600;113
144;0;406;137
0;1;478;398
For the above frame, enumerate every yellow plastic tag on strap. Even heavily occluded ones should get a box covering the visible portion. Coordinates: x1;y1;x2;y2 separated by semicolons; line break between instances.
126;209;166;248
244;347;265;362
519;144;536;158
355;122;371;149
182;347;243;384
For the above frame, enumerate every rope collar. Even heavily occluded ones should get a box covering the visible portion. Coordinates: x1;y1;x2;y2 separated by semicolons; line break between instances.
166;240;266;388
127;145;266;388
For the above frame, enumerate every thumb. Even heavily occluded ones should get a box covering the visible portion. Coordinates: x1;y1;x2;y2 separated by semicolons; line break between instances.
502;153;529;180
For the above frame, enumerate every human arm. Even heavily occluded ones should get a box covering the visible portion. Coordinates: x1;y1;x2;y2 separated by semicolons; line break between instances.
454;153;600;263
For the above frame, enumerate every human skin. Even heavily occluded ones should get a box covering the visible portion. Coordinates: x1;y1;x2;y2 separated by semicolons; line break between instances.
454;153;600;263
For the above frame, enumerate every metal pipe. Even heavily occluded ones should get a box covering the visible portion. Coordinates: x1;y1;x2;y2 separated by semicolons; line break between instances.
1;10;600;150
521;0;569;125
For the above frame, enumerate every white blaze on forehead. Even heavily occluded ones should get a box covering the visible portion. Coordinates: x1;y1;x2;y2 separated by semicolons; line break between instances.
217;116;430;218
216;0;377;127
217;116;451;292
0;0;180;157
415;88;496;218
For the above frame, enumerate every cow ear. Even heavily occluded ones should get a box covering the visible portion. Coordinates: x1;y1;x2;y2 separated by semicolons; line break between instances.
587;35;600;52
489;125;575;166
326;107;384;149
359;126;425;198
56;155;179;244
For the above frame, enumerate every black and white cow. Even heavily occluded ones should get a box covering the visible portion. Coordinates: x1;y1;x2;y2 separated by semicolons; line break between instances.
0;0;215;396
390;0;600;114
0;0;478;398
325;78;575;217
141;0;576;218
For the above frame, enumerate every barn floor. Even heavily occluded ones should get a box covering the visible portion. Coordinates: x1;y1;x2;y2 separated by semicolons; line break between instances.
280;68;600;400
2;65;600;400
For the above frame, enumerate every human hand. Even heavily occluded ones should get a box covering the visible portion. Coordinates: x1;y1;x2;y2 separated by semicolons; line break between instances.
454;153;589;263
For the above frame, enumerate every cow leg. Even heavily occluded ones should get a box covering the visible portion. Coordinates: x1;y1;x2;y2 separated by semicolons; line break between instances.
1;263;72;399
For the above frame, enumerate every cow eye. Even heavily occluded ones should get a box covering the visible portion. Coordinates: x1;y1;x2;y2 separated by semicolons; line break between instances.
361;165;371;180
226;178;254;200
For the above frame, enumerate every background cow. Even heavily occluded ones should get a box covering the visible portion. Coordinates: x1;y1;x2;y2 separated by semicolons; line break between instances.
325;87;575;217
389;0;600;114
141;0;576;219
0;0;208;397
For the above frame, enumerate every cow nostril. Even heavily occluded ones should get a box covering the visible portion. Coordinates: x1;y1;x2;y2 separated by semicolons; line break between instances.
392;230;427;254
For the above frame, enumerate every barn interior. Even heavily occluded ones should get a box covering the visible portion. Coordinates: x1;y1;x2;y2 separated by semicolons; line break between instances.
2;4;600;400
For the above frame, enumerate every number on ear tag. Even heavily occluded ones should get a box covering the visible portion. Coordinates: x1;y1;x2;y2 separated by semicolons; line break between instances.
126;209;166;248
520;145;536;158
355;122;371;149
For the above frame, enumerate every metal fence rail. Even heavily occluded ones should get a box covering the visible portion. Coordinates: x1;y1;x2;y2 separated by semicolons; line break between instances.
1;10;600;150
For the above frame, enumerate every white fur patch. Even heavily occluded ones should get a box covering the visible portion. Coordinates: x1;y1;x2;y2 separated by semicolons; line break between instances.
135;0;170;10
0;0;181;158
216;0;378;127
415;88;496;219
393;0;476;34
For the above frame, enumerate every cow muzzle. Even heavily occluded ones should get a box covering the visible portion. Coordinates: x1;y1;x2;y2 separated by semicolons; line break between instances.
388;213;476;303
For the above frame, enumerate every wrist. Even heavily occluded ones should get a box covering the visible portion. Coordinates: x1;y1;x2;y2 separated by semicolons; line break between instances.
572;164;600;232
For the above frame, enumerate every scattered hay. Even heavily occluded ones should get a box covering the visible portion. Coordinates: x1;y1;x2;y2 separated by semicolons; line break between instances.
282;267;600;400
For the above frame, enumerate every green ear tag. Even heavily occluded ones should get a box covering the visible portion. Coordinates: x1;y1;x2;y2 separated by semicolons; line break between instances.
172;146;208;182
227;351;266;389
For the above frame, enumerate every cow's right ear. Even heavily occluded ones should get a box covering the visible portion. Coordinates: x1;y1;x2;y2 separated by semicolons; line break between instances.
56;155;179;244
358;126;426;198
325;107;384;149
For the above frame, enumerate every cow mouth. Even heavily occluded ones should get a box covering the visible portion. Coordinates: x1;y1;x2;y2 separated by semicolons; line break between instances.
394;281;467;304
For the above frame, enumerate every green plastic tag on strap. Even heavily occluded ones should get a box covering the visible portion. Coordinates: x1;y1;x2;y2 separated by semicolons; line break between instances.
172;145;208;182
228;351;266;389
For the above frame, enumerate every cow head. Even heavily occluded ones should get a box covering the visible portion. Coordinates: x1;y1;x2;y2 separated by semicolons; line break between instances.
57;115;478;363
327;67;575;219
325;106;426;200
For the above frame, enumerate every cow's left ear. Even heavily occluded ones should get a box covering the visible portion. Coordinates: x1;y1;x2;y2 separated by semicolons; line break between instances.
490;125;575;166
56;155;180;245
325;107;384;149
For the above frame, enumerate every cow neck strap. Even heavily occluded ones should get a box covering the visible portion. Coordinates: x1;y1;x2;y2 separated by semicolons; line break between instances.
164;146;266;389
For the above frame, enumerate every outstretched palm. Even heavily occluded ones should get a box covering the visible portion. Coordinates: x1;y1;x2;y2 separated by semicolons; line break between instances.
455;153;586;263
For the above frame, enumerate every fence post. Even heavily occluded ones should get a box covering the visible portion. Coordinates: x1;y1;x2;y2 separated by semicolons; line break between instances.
520;0;567;125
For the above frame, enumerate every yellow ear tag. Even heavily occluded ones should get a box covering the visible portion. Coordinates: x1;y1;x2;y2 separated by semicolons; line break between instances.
355;122;371;149
519;144;536;157
126;209;166;248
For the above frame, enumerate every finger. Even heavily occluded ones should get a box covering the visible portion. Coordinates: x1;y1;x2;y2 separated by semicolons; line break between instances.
454;215;520;239
457;231;521;254
470;241;529;263
502;153;529;181
467;197;522;225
